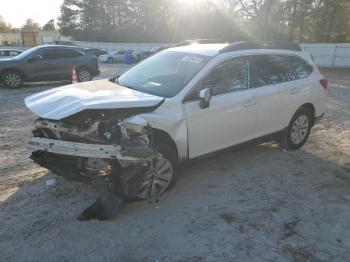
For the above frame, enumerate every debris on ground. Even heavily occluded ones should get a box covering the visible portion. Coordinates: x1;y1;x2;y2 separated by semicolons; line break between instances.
78;191;125;221
219;212;236;224
45;179;56;187
78;164;148;220
282;220;300;239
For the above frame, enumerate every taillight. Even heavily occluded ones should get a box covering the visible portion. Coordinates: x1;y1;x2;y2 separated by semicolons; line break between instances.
319;79;328;90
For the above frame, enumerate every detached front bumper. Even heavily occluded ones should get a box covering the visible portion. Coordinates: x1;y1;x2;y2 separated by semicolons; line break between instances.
29;137;152;164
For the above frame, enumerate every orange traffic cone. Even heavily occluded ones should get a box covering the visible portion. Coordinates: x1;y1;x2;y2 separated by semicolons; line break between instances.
72;66;78;83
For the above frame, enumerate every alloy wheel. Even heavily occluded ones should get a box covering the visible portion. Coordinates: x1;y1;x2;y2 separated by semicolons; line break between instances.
78;70;91;82
137;156;173;200
4;73;21;88
290;114;309;145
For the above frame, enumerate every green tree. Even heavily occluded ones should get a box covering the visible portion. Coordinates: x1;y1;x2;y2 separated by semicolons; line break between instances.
56;0;350;43
0;15;13;33
21;18;41;32
43;19;56;31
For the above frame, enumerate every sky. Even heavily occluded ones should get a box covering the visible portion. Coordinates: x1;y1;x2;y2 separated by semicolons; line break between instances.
1;0;62;27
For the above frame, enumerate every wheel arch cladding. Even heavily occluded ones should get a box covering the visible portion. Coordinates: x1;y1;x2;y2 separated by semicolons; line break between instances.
152;128;179;161
300;103;316;124
77;65;91;73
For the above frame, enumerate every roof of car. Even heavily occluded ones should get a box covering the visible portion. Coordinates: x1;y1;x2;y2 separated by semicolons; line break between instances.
36;45;90;54
166;42;302;57
167;44;229;57
40;45;81;49
0;49;22;51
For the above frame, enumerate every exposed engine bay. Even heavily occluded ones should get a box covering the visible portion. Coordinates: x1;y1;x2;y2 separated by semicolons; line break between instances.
29;108;174;220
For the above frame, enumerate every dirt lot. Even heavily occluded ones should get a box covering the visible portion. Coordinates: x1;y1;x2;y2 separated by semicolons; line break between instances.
0;64;350;262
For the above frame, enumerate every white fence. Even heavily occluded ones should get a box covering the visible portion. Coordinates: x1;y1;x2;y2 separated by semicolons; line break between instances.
73;41;350;68
2;41;350;68
300;43;350;68
72;41;170;53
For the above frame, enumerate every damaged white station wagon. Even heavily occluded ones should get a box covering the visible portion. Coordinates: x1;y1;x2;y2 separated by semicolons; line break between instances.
25;42;327;200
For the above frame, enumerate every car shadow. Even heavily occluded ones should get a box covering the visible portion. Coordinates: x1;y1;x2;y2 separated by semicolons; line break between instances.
1;139;350;260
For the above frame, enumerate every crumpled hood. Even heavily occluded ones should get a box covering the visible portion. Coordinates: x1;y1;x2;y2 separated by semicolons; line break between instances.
25;79;164;120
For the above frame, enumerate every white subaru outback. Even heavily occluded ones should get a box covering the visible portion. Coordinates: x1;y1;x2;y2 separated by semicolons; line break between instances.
25;42;327;200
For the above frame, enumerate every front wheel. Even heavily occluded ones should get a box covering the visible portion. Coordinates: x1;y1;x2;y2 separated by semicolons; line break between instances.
1;70;23;88
137;142;177;200
282;107;313;150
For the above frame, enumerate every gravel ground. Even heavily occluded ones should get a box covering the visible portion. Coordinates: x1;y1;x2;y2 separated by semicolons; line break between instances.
0;64;349;262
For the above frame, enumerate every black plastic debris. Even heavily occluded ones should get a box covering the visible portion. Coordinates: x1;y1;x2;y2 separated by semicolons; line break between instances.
30;151;91;183
111;164;148;200
78;163;148;221
78;191;125;221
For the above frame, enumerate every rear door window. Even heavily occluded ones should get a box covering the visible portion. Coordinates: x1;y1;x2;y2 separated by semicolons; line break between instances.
286;56;313;79
250;55;296;88
37;49;57;60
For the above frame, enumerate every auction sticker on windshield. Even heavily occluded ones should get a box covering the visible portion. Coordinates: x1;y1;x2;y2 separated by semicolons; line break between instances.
181;56;204;63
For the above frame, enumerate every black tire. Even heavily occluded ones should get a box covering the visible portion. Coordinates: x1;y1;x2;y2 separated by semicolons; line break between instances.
77;68;92;82
107;58;113;63
153;140;178;179
282;107;313;150
1;70;23;88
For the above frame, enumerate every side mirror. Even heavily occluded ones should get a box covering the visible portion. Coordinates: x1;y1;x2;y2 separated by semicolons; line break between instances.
199;88;212;109
27;54;42;63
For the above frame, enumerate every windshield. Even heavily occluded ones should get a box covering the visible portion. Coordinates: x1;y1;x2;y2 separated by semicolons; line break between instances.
118;51;210;98
14;46;41;60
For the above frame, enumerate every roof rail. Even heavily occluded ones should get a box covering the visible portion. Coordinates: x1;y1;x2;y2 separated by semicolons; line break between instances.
219;41;302;53
172;39;228;47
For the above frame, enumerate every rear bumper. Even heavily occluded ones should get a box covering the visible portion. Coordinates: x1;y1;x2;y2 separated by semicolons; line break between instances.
93;69;101;76
99;57;109;63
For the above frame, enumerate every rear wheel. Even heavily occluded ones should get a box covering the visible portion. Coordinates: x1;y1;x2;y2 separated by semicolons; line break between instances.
77;68;92;82
282;107;313;150
1;70;23;88
107;57;113;63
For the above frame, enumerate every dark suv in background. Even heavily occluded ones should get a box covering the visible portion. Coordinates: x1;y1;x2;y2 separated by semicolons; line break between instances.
0;45;100;88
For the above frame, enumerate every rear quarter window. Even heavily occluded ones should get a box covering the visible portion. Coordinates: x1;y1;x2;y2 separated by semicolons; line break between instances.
286;56;313;79
58;49;83;58
250;55;297;87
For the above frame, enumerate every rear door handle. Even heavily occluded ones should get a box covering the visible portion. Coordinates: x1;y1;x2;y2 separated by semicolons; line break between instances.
243;99;256;107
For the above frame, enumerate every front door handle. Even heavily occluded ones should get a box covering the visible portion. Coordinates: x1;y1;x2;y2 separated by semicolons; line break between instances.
290;87;298;94
243;99;256;107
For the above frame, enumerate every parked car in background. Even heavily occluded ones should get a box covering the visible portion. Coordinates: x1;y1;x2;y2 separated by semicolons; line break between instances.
0;45;99;88
85;48;107;57
0;49;23;58
25;42;327;200
135;46;169;62
99;50;134;63
53;41;77;46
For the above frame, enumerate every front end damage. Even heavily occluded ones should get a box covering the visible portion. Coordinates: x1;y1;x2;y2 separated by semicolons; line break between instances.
29;109;172;219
